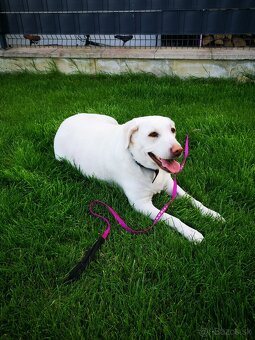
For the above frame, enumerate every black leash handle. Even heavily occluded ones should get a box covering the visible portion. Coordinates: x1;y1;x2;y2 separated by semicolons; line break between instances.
64;236;105;283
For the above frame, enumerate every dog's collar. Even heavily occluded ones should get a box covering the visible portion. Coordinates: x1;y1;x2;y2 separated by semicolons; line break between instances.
134;160;159;183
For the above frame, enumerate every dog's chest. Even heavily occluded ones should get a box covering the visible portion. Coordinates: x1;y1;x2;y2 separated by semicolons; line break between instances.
150;171;168;194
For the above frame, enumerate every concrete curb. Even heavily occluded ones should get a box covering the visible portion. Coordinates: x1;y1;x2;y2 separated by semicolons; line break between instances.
1;47;255;78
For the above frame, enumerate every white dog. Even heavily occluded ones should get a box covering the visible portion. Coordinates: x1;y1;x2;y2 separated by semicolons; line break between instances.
54;114;223;242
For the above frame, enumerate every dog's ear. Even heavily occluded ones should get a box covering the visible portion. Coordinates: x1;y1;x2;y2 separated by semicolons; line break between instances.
123;120;139;149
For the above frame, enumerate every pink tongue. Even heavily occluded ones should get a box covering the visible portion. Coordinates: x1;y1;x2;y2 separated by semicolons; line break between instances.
160;159;181;174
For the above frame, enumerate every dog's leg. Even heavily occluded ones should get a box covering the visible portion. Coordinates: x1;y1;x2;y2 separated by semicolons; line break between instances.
131;199;204;243
165;179;224;221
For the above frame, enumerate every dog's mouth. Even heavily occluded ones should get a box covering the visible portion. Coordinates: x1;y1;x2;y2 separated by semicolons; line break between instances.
148;152;181;174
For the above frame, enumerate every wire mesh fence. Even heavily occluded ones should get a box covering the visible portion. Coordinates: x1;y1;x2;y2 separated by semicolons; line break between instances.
4;33;255;49
5;34;198;48
5;34;160;48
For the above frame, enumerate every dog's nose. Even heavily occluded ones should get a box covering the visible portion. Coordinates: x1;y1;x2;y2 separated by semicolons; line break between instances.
171;144;183;157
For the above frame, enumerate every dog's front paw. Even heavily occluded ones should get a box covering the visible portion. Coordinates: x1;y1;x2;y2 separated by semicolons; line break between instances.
184;228;204;243
211;211;225;222
200;207;225;222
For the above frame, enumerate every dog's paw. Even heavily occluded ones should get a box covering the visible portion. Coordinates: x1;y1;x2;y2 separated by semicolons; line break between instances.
209;211;225;223
200;207;225;222
212;211;225;222
184;229;204;243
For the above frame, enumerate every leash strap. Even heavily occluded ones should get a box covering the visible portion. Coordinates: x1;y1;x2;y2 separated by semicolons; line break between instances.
64;136;188;283
90;175;178;240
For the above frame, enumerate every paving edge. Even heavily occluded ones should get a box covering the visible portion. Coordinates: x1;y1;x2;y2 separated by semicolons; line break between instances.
1;47;255;60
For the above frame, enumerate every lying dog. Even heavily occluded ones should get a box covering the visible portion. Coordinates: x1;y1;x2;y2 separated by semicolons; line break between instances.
54;114;223;242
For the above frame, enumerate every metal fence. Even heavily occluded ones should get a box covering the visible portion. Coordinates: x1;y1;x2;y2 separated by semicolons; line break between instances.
1;0;255;49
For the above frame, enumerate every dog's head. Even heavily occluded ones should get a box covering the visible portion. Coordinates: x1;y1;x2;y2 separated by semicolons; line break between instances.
124;116;183;174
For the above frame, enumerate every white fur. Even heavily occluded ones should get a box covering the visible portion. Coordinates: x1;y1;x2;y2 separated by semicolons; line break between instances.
54;113;224;243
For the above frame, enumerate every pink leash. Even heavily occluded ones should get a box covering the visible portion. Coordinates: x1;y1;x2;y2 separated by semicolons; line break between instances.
64;136;189;283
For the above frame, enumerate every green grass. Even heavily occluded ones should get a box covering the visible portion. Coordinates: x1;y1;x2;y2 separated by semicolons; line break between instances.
0;73;254;339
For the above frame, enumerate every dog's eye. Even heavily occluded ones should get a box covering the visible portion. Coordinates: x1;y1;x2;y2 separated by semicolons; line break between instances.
148;131;159;138
171;127;176;133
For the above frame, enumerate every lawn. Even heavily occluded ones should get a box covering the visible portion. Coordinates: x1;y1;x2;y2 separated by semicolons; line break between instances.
0;73;254;339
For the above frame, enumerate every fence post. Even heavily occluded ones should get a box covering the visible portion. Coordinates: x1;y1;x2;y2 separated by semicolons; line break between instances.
0;34;8;49
0;12;8;49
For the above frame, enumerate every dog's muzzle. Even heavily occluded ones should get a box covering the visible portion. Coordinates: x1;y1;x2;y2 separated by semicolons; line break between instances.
148;144;183;174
